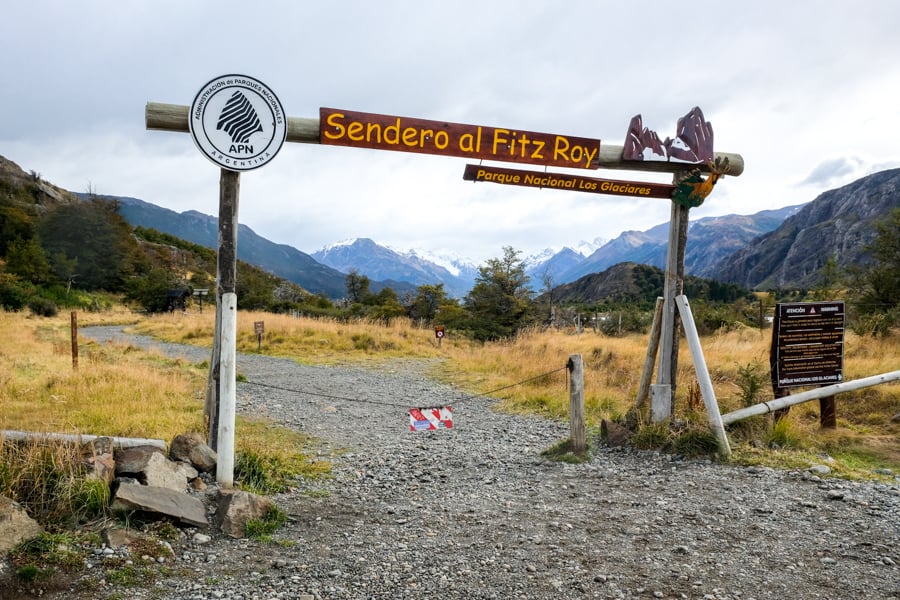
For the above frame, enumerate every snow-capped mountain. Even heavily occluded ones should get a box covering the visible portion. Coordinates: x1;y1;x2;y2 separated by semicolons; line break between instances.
312;238;476;298
311;204;803;298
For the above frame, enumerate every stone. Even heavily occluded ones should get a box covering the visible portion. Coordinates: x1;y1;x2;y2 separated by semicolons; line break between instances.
809;464;832;475
176;461;200;482
142;452;189;491
110;482;208;528
0;496;42;554
216;489;275;539
115;445;166;476
83;451;117;483
170;432;218;473
102;527;144;549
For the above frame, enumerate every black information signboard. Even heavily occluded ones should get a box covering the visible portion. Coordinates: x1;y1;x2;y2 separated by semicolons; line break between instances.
771;301;845;389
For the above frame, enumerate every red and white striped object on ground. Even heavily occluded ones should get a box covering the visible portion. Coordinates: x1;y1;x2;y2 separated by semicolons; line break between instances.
409;406;453;431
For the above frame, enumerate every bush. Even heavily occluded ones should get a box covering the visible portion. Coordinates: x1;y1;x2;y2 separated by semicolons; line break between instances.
28;297;58;317
0;280;29;310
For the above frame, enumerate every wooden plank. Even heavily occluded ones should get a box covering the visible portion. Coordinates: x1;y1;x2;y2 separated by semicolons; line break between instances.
145;102;744;176
320;107;602;170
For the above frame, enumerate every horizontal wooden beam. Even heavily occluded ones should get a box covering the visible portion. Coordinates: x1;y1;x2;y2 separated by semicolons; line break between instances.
146;101;744;176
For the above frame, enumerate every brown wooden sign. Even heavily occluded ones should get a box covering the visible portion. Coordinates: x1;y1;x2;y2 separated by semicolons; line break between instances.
772;302;845;388
462;164;676;198
320;108;602;170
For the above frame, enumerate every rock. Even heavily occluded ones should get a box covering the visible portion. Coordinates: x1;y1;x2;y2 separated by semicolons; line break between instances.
0;495;42;554
216;489;275;539
601;419;634;447
142;452;189;491
82;451;117;483
80;436;117;483
808;464;832;475
170;432;218;473
115;445;166;476
102;527;144;549
110;482;208;527
176;461;199;482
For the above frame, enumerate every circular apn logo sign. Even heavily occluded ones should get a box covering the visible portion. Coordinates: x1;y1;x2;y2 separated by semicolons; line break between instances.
189;74;286;171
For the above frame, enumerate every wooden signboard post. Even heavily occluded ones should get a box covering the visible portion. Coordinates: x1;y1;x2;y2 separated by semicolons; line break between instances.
147;87;744;459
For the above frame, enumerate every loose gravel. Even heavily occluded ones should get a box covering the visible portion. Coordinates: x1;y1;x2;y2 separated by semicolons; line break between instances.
48;328;900;598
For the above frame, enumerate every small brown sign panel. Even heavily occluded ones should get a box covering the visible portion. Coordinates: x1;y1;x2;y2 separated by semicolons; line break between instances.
463;164;675;198
772;302;845;388
254;321;265;336
320;108;601;170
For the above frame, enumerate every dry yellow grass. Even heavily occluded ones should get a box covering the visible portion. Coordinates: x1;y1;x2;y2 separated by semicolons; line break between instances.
4;308;898;477
0;310;205;439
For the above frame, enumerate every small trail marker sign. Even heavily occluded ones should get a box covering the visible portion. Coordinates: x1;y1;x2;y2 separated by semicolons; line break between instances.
254;320;265;350
409;406;453;431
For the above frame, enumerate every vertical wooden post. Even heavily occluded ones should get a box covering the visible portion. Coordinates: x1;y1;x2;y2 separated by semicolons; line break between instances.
567;354;586;453
635;297;664;413
70;311;78;370
819;396;837;428
654;176;690;422
206;168;240;452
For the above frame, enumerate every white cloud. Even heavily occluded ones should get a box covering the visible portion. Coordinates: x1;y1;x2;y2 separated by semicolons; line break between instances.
3;0;900;263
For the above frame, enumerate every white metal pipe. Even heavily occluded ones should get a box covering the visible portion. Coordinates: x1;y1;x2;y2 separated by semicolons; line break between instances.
0;431;166;450
675;295;731;457
216;292;238;488
722;370;900;425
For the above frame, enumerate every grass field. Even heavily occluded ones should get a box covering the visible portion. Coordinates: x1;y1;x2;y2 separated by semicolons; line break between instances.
2;308;898;483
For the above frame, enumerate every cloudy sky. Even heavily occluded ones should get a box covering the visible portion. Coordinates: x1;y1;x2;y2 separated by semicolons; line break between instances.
3;1;899;264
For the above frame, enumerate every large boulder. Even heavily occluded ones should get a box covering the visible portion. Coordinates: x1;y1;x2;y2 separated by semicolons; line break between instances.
0;496;41;554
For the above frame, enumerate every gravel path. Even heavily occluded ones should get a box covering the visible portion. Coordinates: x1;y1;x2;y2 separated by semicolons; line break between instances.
68;328;900;598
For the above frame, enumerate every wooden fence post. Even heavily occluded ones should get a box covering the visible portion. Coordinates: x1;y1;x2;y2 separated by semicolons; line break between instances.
70;311;78;370
567;354;586;453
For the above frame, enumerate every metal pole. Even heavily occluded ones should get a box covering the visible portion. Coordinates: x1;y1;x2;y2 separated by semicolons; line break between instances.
675;295;731;457
216;292;238;488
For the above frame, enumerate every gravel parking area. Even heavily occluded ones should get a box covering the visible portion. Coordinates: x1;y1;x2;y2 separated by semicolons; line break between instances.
53;328;900;598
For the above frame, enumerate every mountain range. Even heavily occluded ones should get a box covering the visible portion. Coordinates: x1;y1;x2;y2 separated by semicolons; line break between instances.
7;154;897;300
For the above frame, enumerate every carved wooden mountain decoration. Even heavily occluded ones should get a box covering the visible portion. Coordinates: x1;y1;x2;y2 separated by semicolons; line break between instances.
623;106;714;164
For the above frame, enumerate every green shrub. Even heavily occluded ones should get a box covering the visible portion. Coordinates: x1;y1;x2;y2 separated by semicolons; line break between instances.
28;297;58;317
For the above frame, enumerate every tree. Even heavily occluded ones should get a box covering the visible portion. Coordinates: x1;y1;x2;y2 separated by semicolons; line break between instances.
5;237;53;284
345;270;370;304
851;208;900;333
408;283;450;322
464;246;534;341
37;199;143;291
